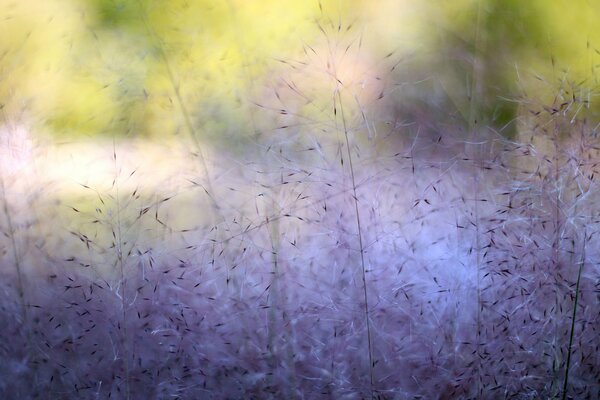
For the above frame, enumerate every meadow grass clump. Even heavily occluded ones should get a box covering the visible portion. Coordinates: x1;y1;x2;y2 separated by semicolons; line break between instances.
1;10;600;400
465;75;600;398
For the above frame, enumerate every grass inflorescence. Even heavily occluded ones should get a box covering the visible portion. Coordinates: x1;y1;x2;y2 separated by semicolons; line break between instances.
1;9;600;400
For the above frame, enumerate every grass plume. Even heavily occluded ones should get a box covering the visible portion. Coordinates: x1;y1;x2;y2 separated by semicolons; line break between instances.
0;8;599;400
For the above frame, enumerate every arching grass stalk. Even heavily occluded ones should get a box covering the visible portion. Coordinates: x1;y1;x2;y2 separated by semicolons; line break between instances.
136;1;226;299
136;0;220;214
562;229;586;400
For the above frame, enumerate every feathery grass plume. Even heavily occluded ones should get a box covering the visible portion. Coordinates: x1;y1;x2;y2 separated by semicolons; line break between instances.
2;3;600;399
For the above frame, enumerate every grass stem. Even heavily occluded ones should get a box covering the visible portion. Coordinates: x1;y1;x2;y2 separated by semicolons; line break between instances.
562;230;586;400
0;173;27;325
336;90;374;397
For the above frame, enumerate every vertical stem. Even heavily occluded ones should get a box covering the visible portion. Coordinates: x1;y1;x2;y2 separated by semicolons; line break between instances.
552;131;562;391
266;199;297;399
323;18;374;394
562;230;586;400
266;215;278;387
113;144;130;400
468;1;485;395
336;90;374;397
0;174;27;325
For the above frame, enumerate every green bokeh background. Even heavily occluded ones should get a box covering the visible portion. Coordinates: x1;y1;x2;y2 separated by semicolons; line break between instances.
1;0;599;144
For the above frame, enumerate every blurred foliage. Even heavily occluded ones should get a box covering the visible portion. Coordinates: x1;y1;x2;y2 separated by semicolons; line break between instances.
386;0;600;137
0;0;599;144
375;0;600;138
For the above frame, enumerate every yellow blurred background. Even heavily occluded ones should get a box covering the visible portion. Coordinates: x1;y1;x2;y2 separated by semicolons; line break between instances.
1;0;599;145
